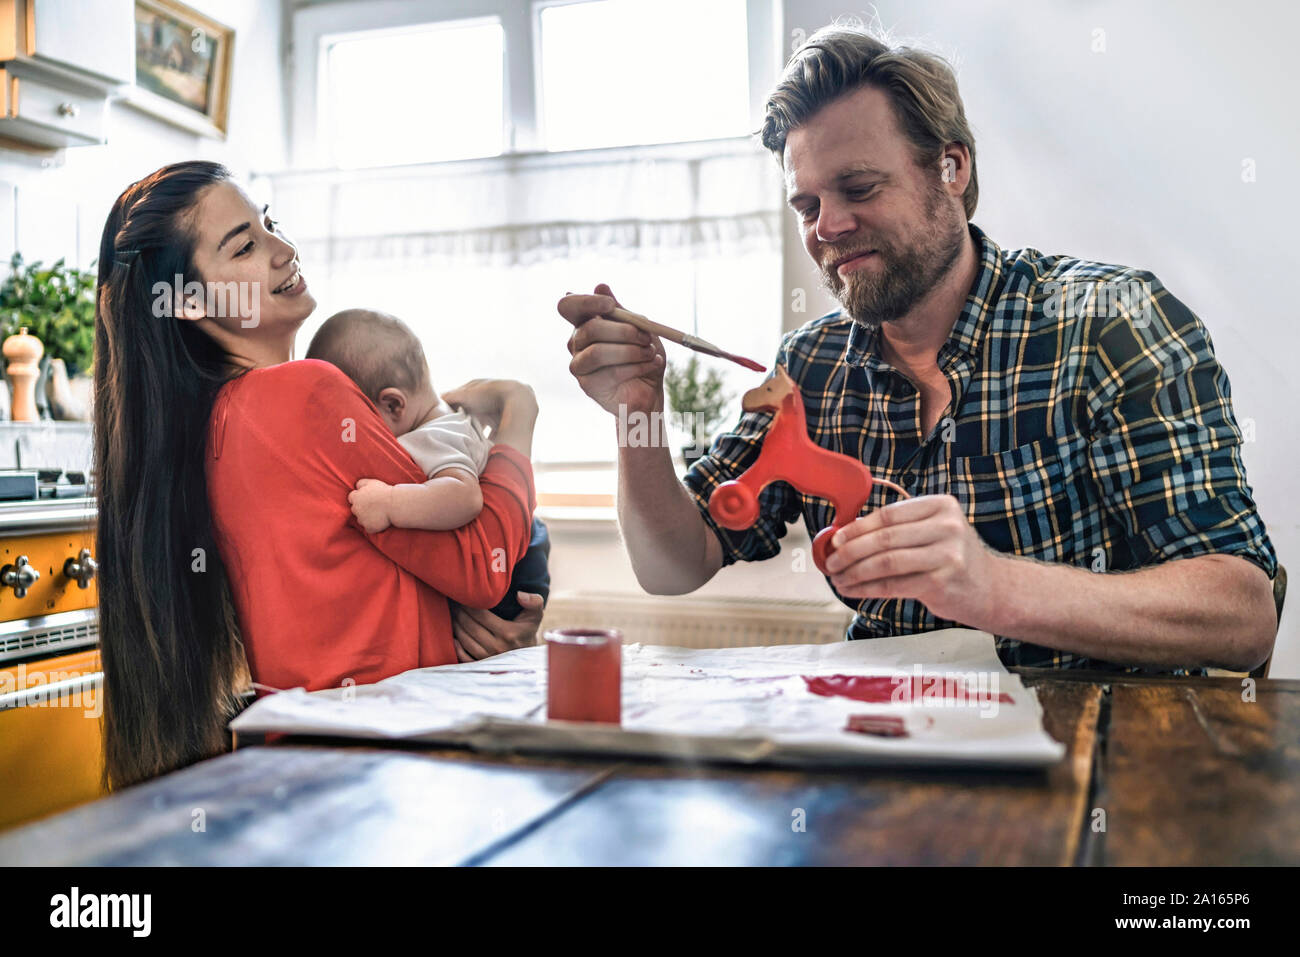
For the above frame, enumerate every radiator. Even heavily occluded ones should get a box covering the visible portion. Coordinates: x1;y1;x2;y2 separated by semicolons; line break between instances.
539;591;854;649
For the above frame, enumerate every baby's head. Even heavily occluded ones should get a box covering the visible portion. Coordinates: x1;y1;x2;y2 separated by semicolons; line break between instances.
306;308;436;435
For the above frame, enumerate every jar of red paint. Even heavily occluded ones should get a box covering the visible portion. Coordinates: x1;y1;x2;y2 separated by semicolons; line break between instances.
544;628;622;724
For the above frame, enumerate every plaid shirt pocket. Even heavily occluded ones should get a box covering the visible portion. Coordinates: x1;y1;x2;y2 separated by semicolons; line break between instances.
948;437;1070;562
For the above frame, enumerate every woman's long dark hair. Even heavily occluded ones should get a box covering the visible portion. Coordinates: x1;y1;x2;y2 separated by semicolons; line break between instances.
95;161;247;790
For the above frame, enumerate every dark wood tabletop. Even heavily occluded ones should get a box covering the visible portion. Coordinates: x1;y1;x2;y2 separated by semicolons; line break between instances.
1;671;1295;865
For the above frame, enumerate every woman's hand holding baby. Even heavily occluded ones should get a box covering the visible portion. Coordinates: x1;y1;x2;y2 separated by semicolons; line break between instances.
349;478;395;534
452;592;545;661
442;378;538;458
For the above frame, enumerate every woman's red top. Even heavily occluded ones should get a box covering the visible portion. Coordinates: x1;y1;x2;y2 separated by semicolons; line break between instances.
205;359;536;693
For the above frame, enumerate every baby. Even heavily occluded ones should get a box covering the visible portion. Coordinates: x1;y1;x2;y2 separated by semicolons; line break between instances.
306;308;548;621
307;308;490;534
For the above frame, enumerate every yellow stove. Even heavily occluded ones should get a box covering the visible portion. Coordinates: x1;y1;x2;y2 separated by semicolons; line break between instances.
0;495;101;831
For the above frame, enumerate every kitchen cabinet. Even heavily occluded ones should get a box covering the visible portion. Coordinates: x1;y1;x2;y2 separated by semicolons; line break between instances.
0;0;134;148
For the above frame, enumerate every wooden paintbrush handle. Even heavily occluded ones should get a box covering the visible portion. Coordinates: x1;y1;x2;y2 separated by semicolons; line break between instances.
602;303;766;373
606;306;687;346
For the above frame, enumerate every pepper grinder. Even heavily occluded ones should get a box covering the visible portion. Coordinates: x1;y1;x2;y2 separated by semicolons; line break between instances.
4;326;43;422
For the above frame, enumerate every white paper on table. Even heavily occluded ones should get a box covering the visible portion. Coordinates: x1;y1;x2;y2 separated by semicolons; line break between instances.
229;628;1066;769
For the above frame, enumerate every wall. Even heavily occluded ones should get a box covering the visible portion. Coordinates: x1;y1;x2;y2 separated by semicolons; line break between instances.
777;0;1299;675
0;0;288;271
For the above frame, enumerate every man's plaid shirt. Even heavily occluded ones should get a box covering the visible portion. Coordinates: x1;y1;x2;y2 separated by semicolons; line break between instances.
683;224;1277;670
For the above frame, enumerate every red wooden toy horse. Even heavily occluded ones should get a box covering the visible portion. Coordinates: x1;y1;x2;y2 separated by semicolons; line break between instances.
707;366;909;574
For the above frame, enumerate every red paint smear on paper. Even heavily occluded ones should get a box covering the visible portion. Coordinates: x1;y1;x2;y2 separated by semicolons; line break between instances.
803;674;1013;705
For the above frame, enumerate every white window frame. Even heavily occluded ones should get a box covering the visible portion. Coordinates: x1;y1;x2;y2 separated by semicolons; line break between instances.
290;0;779;169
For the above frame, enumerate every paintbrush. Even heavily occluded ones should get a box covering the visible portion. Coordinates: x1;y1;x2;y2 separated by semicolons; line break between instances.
604;305;767;373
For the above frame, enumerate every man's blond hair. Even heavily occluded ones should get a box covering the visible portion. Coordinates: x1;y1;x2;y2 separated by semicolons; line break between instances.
760;23;978;219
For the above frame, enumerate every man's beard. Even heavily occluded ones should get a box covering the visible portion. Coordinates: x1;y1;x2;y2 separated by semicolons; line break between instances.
818;185;966;329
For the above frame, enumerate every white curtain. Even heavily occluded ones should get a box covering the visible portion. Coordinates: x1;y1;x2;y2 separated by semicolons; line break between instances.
263;138;784;462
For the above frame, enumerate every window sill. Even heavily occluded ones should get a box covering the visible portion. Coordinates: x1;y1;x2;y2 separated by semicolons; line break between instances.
536;505;618;529
535;461;615;523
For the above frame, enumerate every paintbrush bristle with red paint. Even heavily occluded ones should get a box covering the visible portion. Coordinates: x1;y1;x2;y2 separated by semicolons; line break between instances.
607;305;766;373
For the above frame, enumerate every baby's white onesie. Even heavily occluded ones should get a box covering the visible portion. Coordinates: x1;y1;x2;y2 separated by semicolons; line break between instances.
397;409;492;478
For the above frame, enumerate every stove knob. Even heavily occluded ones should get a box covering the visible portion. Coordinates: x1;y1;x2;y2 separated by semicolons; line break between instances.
63;548;98;589
1;555;40;598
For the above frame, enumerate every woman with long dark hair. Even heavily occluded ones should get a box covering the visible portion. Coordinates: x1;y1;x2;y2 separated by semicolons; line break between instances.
95;161;541;789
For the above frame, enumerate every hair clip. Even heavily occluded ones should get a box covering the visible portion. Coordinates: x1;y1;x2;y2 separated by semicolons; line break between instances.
113;248;140;268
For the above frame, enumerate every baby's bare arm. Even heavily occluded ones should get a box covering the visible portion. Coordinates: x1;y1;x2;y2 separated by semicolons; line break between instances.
386;469;484;530
350;469;484;533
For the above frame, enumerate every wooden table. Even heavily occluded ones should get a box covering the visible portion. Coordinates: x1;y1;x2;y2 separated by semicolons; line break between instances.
1;672;1295;865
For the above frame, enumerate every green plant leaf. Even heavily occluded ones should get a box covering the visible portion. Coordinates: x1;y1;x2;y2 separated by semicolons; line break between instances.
663;354;734;443
0;255;95;372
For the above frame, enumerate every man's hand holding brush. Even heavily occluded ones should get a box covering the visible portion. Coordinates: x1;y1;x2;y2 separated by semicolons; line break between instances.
560;284;667;418
558;283;725;594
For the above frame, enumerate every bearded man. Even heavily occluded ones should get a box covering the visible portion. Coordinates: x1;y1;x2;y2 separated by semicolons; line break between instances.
558;25;1277;673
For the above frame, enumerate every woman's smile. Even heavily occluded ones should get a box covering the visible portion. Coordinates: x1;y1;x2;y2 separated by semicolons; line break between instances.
272;264;306;296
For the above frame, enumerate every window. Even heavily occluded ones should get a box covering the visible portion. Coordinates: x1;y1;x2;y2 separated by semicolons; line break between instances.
538;0;751;151
296;0;771;165
294;238;781;465
286;0;783;468
321;19;505;168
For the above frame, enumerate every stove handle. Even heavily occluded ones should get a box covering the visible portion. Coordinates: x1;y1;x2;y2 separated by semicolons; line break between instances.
63;548;98;589
1;555;40;599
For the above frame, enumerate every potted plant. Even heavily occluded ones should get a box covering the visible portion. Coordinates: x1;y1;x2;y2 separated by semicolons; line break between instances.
663;355;732;468
0;253;96;420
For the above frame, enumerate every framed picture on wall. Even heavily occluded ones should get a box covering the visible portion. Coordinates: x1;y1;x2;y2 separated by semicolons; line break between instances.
124;0;234;138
